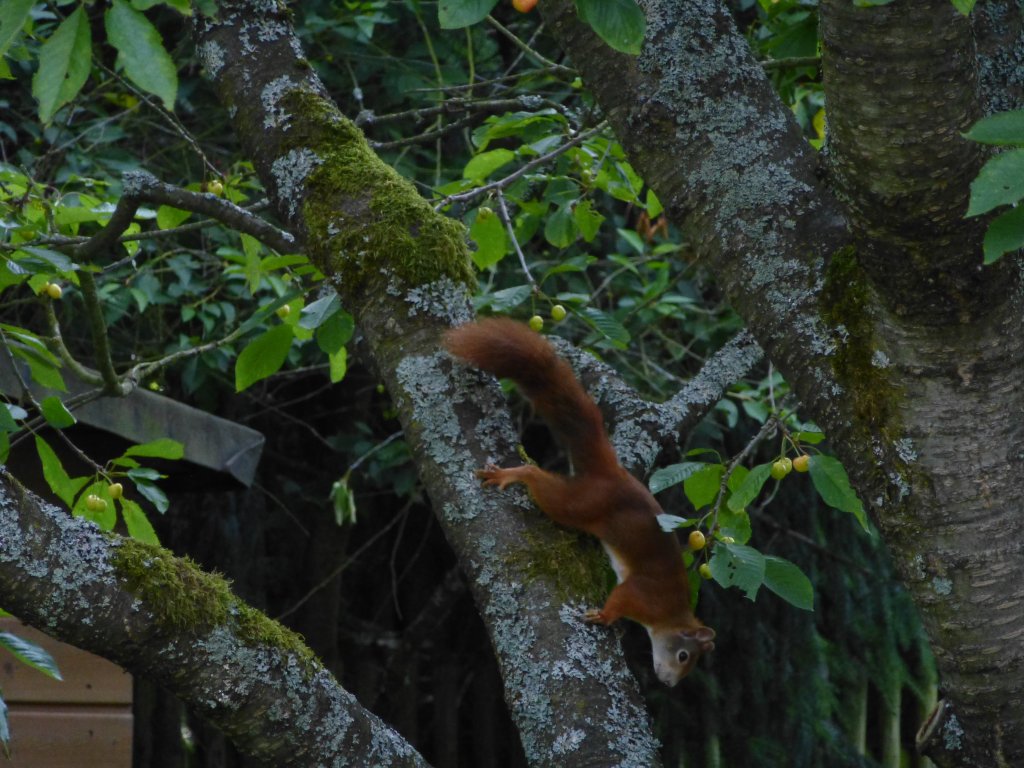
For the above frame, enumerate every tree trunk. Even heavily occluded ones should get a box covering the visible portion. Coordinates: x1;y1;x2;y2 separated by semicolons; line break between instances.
543;0;1024;763
190;3;668;765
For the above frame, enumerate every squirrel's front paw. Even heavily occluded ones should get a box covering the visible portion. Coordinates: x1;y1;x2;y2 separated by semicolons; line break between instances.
475;464;501;485
582;608;607;625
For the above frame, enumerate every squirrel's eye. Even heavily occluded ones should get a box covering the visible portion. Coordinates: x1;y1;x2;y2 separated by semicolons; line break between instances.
676;650;690;664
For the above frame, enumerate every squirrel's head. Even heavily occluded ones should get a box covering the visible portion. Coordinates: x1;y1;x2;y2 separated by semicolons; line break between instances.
649;625;716;686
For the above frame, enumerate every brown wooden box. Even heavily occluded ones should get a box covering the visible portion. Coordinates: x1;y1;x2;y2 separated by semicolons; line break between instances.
0;618;132;767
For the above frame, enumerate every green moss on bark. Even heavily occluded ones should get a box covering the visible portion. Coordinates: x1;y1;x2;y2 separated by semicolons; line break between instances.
281;89;473;299
512;527;610;607
819;247;902;437
112;539;317;672
112;539;232;631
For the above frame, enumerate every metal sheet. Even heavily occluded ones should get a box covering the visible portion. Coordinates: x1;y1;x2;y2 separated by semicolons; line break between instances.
0;356;264;487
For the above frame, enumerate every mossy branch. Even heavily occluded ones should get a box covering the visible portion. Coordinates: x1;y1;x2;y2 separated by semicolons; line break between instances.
0;472;429;768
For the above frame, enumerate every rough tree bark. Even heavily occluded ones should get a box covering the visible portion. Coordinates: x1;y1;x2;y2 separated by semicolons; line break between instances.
0;473;428;767
544;0;1024;764
190;2;678;766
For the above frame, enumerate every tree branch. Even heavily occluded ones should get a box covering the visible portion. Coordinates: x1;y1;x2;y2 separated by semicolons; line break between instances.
0;472;428;768
192;4;664;765
550;330;764;475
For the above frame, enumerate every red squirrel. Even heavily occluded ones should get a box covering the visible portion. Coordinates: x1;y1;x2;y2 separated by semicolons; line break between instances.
445;318;715;685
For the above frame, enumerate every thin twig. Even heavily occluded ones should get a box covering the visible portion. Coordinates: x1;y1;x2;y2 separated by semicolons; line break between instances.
95;61;218;177
485;16;574;76
409;66;569;92
761;56;821;71
702;416;779;534
275;498;415;621
77;271;123;395
40;299;103;386
435;122;607;210
495;190;536;289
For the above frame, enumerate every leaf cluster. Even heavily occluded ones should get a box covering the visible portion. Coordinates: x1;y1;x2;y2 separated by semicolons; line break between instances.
964;109;1024;264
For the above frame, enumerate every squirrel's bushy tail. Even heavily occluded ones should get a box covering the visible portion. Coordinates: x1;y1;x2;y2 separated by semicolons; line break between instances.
445;318;618;476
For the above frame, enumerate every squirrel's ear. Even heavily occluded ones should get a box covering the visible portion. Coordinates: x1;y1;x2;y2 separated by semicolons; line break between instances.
692;627;715;653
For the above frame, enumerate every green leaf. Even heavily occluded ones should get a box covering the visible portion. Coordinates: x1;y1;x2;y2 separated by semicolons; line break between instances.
124;437;184;460
763;555;814;610
687;447;722;461
328;346;348;384
808;455;869;530
573;199;605;242
31;5;92;124
244;239;262;294
966;149;1024;217
579;306;630;348
236;288;303;334
616;226;646;255
576;0;646;55
982;204;1024;264
656;513;698;532
726;464;748;492
0;632;62;680
3;325;65;391
544;204;577;248
40;396;76;429
949;0;976;15
18;246;77;273
793;429;826;445
464;149;515;181
719;472;753;543
235;324;294;392
105;0;178;110
135;0;191;12
120;499;160;544
473;110;566;150
330;472;358;525
35;436;88;508
0;0;34;59
470;209;508;270
645;189;663;218
717;506;752;545
481;284;532;312
0;404;22;431
0;431;9;465
316;310;355;355
297;293;341;330
649;462;706;494
727;462;773;512
130;477;169;514
964;109;1024;146
438;0;500;28
125;467;162;481
709;543;765;600
683;462;725;509
156;205;191;229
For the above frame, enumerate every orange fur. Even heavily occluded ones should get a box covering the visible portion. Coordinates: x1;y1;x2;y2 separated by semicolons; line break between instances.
446;319;715;685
